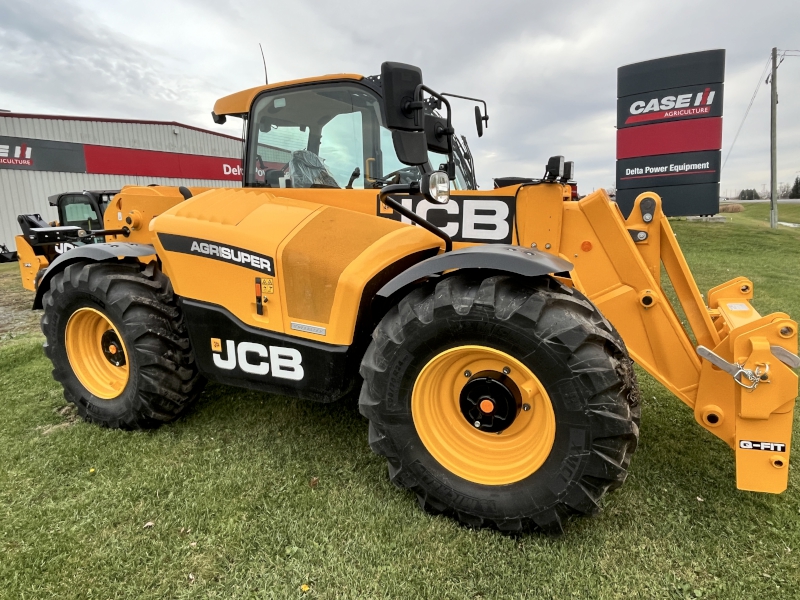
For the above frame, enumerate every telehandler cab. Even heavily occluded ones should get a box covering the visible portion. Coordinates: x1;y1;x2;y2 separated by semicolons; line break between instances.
27;62;799;533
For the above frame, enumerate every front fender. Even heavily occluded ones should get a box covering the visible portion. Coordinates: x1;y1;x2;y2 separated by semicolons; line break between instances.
33;242;157;309
376;244;573;299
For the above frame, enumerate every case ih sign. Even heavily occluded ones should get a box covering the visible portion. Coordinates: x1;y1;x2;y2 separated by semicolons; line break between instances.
0;135;242;182
616;50;725;217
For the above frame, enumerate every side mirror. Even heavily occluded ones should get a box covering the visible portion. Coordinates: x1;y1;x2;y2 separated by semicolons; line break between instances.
475;106;483;137
425;114;451;154
421;171;450;204
391;130;428;166
381;62;424;131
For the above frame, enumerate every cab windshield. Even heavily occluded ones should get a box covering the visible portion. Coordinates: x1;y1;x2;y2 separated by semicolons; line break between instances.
246;84;473;190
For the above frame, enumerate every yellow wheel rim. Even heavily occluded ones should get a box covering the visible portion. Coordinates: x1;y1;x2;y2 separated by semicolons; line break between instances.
412;345;556;485
65;307;130;399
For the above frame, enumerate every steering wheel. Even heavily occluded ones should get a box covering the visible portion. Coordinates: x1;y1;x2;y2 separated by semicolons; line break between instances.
381;167;421;186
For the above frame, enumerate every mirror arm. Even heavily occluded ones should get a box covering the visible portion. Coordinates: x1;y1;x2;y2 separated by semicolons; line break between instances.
415;84;456;180
440;93;489;128
378;183;453;252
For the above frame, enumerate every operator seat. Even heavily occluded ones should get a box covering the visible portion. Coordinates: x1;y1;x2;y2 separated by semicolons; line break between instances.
288;150;339;188
263;169;284;187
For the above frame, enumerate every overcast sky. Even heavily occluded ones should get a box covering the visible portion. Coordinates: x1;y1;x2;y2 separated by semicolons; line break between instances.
1;0;798;195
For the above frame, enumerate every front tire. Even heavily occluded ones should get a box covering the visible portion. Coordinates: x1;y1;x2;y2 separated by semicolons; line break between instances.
41;261;204;429
359;273;640;534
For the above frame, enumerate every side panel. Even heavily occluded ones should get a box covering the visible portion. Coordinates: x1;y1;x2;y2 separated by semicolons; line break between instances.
183;300;356;403
276;207;441;344
269;187;523;248
152;190;319;339
151;188;443;346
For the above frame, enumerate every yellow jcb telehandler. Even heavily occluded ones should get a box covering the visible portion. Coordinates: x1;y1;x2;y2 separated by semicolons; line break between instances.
20;62;798;533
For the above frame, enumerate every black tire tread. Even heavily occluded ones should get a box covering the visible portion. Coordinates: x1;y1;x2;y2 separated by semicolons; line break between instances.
41;261;204;429
359;273;640;534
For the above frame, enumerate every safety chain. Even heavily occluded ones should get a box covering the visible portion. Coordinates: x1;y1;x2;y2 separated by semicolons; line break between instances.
732;364;769;390
696;346;772;391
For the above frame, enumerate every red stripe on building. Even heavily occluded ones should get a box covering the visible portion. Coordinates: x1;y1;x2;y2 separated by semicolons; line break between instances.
83;145;243;180
616;117;722;159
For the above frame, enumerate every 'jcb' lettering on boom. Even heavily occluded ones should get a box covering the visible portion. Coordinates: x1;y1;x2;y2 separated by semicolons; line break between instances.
211;339;304;381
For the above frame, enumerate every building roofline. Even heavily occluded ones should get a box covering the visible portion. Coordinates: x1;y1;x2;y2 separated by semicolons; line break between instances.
0;112;242;142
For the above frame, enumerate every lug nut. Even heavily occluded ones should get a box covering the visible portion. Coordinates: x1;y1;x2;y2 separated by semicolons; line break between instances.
473;421;481;428
522;404;531;412
502;367;511;375
464;370;472;378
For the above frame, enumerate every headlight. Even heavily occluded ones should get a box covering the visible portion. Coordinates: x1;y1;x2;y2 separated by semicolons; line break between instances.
423;171;450;204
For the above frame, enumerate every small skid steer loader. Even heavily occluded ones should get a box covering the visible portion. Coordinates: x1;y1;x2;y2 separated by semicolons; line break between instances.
26;62;799;533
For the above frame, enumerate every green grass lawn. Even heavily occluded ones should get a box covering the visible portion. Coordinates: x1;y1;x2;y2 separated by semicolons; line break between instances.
1;204;799;599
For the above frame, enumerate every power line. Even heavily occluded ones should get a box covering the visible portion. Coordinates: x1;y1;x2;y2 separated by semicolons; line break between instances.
722;54;772;171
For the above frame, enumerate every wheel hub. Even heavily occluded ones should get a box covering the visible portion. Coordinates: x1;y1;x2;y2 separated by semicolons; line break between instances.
101;330;126;367
460;372;520;433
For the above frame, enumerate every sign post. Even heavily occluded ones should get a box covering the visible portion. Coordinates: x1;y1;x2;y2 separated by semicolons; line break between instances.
616;50;726;217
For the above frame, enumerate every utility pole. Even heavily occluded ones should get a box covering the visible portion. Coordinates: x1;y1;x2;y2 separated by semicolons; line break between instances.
770;47;778;228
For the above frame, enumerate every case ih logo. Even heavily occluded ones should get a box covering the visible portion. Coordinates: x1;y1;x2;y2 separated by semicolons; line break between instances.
627;88;716;125
0;143;33;166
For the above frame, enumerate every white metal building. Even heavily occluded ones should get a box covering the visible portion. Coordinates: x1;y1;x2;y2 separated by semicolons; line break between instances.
0;112;243;250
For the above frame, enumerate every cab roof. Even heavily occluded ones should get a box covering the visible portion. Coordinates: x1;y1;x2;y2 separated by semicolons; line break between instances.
213;73;365;117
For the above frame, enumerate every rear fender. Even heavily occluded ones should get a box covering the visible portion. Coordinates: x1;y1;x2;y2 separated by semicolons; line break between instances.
33;243;157;309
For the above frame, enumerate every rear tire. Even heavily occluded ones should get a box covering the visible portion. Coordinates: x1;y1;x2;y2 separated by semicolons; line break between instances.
41;261;204;429
359;273;640;534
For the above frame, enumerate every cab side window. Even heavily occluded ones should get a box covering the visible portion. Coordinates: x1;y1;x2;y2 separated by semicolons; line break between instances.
60;195;99;229
247;84;420;189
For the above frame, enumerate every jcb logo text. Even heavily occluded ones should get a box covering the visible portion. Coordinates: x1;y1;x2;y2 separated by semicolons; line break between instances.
211;338;304;381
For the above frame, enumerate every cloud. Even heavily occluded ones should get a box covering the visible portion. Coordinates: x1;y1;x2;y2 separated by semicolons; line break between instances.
1;0;799;193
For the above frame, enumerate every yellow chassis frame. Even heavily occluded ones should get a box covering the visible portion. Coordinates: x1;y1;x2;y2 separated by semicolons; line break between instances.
526;189;798;493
